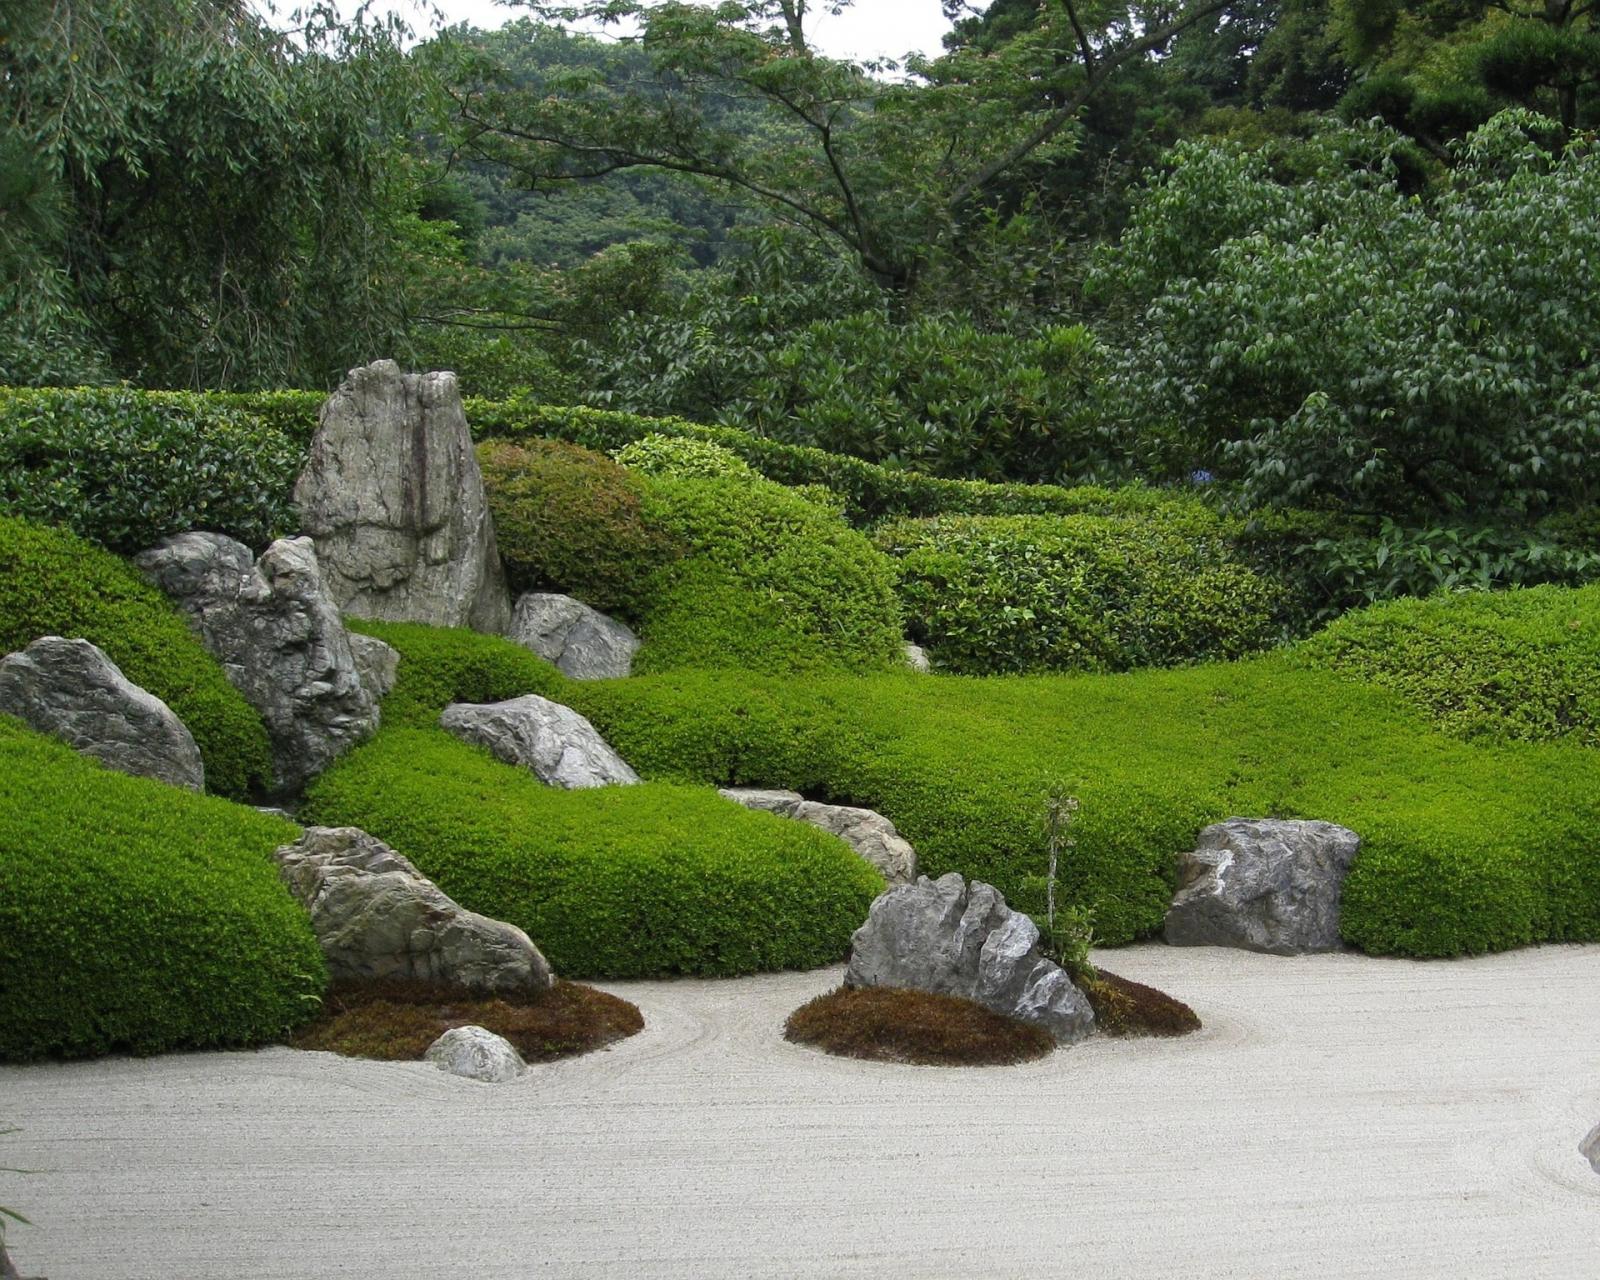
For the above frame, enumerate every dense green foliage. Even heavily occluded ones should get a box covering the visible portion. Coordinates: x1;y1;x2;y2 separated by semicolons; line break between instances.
0;721;323;1060
613;434;756;481
1303;583;1600;746
877;513;1289;674
301;728;883;978
0;517;271;798
0;387;302;552
477;438;678;616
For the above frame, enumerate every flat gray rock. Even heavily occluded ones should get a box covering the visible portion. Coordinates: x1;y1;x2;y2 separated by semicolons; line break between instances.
275;826;553;995
509;593;639;680
294;360;511;633
440;695;639;789
846;872;1094;1044
347;632;400;701
1583;1124;1600;1174
424;1026;526;1083
1164;818;1362;955
135;533;378;796
719;788;917;885
0;636;204;791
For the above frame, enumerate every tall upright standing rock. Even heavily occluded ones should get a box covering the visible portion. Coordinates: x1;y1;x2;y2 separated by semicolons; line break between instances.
294;360;511;633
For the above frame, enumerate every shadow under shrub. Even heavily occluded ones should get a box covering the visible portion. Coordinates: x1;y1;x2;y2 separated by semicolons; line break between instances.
0;515;272;798
300;728;885;979
0;721;324;1061
784;986;1055;1066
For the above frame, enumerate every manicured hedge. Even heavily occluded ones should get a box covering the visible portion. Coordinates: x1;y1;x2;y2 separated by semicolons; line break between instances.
0;721;324;1060
300;728;884;978
1301;583;1600;746
876;513;1290;674
0;516;272;798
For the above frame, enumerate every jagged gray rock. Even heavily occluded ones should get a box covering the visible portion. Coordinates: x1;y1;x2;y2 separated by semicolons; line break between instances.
719;787;917;885
1583;1124;1600;1174
508;593;639;680
134;533;378;795
0;636;204;791
440;694;639;789
294;359;511;633
347;632;400;701
274;826;553;995
845;873;1094;1044
1164;818;1362;955
425;1026;527;1083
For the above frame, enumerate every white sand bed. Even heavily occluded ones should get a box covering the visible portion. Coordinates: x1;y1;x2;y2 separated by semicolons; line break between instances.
4;943;1598;1279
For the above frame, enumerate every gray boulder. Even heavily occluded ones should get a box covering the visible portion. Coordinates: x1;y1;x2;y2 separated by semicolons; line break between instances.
508;592;639;680
1583;1124;1600;1175
134;533;378;795
440;694;639;789
845;873;1094;1044
903;642;932;673
425;1026;526;1083
0;636;204;791
294;359;511;633
719;787;917;886
1164;818;1362;955
274;826;553;995
348;632;400;701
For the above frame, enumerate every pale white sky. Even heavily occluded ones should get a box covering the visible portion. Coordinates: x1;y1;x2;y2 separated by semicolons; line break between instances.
258;1;970;63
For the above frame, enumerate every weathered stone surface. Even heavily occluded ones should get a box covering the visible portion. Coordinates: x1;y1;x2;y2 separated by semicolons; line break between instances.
719;787;918;886
904;642;932;673
0;636;204;791
846;873;1094;1044
348;632;400;701
508;593;639;680
134;533;378;795
1164;818;1362;956
425;1026;526;1083
274;826;553;995
294;359;511;633
440;695;639;789
1583;1124;1600;1174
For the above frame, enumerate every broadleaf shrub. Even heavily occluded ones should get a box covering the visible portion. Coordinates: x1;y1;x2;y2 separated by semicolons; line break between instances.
0;516;272;798
613;434;755;480
0;721;324;1060
300;728;884;978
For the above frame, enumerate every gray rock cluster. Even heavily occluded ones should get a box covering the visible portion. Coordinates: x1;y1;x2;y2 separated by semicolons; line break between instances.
294;359;510;634
0;636;204;791
135;533;379;795
274;826;553;995
1164;818;1361;955
508;592;639;680
425;1026;527;1083
347;632;400;701
719;788;917;885
440;695;639;789
846;873;1095;1044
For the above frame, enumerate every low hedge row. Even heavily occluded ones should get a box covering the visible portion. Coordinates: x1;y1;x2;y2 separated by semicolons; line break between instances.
0;516;273;798
1301;583;1600;746
0;721;324;1060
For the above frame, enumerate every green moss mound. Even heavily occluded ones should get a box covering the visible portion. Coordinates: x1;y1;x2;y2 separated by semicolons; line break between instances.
0;516;272;798
0;721;325;1060
639;474;904;674
876;513;1289;675
301;729;884;978
1301;583;1600;745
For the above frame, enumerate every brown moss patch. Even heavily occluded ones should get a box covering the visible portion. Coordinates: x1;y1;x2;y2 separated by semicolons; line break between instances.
290;979;644;1063
1081;969;1200;1038
784;985;1055;1066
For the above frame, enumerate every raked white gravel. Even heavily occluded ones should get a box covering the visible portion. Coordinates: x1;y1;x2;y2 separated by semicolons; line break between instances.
4;943;1599;1279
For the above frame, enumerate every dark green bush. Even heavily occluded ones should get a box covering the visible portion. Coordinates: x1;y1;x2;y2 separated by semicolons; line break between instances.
639;473;904;673
0;387;302;552
477;438;679;618
0;516;272;798
876;513;1289;674
0;721;324;1060
1301;584;1600;746
301;728;884;978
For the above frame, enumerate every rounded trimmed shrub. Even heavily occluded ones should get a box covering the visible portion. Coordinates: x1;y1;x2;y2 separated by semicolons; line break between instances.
613;433;756;480
0;515;272;798
477;438;678;617
0;721;325;1060
300;728;885;978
